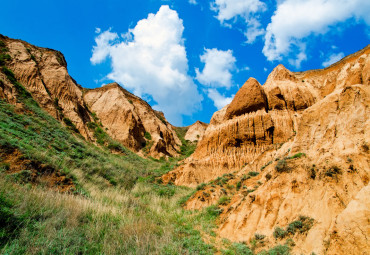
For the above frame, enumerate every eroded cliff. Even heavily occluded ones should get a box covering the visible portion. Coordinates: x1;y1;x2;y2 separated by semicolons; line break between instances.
162;45;370;254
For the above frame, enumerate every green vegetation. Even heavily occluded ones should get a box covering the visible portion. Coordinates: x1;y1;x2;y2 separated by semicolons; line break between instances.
273;227;287;239
260;161;272;170
248;171;260;177
218;196;231;206
0;65;222;253
288;152;306;159
196;182;207;191
144;131;152;140
273;216;314;240
275;159;289;173
175;126;197;158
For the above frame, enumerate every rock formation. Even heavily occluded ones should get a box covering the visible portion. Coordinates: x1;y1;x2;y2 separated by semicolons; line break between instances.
84;83;181;158
184;121;208;142
163;45;370;254
0;35;180;158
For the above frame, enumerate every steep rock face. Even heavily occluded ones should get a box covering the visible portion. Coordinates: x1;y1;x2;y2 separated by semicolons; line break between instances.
84;83;181;158
0;35;181;158
0;35;93;139
162;45;370;253
184;121;208;142
224;78;268;120
163;45;369;187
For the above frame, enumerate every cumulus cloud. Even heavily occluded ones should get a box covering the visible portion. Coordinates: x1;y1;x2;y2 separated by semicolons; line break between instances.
322;52;345;67
188;0;197;5
263;0;370;66
207;89;234;110
211;0;267;43
90;6;203;125
195;48;236;88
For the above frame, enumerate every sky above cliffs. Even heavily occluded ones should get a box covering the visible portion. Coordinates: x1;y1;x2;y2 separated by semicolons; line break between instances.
1;0;369;126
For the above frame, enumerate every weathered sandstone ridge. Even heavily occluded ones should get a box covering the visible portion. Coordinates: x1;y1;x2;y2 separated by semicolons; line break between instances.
0;35;180;158
84;83;180;158
184;121;208;142
163;45;370;254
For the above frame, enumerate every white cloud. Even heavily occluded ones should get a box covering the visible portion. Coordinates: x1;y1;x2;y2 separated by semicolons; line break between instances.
263;0;370;65
90;29;118;64
195;48;236;88
91;5;202;125
188;0;197;5
322;52;345;67
207;89;234;109
211;0;267;43
95;27;101;34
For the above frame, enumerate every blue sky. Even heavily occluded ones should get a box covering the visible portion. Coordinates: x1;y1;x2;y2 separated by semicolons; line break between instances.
1;0;369;126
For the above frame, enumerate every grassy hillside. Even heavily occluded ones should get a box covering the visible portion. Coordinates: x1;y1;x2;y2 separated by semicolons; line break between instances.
0;63;291;254
0;67;220;254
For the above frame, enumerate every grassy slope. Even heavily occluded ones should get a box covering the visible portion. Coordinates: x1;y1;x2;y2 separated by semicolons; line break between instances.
0;44;290;254
0;59;219;254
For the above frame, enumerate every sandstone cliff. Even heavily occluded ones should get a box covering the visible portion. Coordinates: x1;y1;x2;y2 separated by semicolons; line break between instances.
163;45;370;254
184;121;208;142
84;83;181;158
0;35;180;158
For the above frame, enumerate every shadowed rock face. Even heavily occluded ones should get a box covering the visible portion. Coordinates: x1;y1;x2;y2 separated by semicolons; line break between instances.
0;35;180;158
162;45;370;254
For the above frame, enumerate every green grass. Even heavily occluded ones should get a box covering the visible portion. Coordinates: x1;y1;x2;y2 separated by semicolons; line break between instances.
0;63;220;254
0;95;220;254
175;126;197;158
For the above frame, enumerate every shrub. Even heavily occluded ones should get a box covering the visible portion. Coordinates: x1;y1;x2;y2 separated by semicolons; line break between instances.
0;53;11;66
236;181;242;190
248;171;259;177
206;205;223;217
218;196;231;206
265;173;272;181
196;183;206;191
275;159;289;173
325;166;341;177
287;220;303;234
254;233;266;240
144;131;152;140
289;152;306;159
273;227;287;239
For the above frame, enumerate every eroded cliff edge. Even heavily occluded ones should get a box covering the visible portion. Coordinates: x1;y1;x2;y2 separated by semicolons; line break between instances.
163;45;370;254
0;35;180;158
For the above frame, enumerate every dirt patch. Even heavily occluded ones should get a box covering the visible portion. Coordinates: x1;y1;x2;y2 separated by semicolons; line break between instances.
0;146;75;192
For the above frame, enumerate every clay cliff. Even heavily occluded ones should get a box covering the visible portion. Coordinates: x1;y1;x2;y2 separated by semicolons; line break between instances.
163;45;370;254
84;83;180;158
0;35;180;158
184;121;208;142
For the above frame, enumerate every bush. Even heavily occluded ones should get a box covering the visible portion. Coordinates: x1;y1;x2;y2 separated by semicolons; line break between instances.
218;196;231;206
144;131;152;140
287;220;303;234
273;227;287;239
265;173;272;181
275;159;289;173
196;183;206;191
206;205;223;217
236;181;242;190
325;166;341;177
254;233;266;240
248;171;259;177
